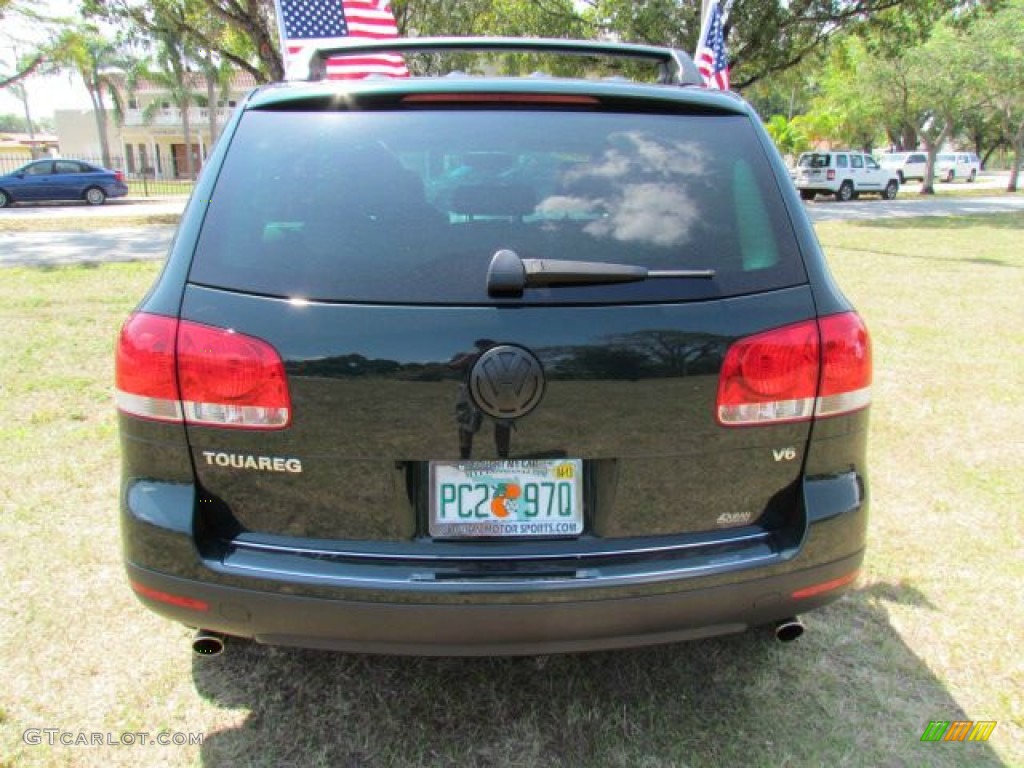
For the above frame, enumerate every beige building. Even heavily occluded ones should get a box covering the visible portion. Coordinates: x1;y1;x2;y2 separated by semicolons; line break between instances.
52;110;122;160
52;71;259;179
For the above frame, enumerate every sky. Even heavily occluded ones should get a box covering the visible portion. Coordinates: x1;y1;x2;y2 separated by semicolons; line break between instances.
0;0;93;122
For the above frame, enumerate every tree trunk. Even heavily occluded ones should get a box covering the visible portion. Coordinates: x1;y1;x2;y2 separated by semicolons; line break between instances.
917;122;951;196
205;51;219;147
181;98;195;180
1008;122;1023;193
87;79;113;168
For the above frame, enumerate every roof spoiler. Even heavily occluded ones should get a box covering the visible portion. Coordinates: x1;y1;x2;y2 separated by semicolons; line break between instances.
291;37;702;87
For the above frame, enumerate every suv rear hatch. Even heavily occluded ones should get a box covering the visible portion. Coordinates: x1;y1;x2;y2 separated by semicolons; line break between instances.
143;90;832;565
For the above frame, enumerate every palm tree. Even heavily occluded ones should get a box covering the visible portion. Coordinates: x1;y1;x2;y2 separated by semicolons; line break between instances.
141;36;201;180
198;48;234;146
55;27;133;168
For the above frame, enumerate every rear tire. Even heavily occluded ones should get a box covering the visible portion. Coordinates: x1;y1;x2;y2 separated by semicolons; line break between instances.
85;187;107;205
882;180;899;200
969;169;977;182
945;170;955;183
836;181;854;202
0;189;9;208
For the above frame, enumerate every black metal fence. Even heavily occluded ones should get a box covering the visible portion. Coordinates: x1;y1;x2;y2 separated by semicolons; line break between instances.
0;153;194;197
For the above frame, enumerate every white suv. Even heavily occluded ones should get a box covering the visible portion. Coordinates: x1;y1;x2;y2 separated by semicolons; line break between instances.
935;152;980;183
877;152;928;183
795;151;900;202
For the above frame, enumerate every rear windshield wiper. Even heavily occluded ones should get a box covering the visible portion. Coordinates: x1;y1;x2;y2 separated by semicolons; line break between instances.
487;249;716;297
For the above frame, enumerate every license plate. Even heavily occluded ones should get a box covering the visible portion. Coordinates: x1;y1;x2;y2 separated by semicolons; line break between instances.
429;459;583;539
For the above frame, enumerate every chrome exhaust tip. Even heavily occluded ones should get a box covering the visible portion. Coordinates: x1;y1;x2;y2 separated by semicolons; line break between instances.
774;617;805;643
192;629;226;656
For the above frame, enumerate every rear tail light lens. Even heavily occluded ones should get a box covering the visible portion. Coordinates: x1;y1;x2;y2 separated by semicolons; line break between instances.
177;321;291;428
827;169;836;180
115;312;291;429
717;321;819;425
717;313;871;427
815;313;872;417
115;313;183;421
114;170;125;183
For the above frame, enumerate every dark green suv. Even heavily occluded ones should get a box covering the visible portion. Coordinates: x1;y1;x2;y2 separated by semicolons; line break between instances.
115;38;871;656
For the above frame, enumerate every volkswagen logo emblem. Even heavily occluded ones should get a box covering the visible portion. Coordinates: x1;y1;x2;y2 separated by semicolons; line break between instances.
469;345;545;420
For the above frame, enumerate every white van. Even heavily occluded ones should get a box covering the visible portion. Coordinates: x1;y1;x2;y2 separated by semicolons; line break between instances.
935;152;980;183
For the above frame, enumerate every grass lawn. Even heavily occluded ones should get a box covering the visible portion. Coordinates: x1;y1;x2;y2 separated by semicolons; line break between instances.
0;214;1021;767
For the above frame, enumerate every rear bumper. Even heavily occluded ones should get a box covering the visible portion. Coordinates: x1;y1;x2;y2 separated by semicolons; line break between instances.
794;179;838;193
121;424;870;654
127;552;862;655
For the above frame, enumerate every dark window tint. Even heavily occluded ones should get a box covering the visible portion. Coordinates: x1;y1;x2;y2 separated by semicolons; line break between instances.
836;155;849;168
24;161;53;176
55;160;86;174
851;155;863;169
799;153;830;168
191;109;805;304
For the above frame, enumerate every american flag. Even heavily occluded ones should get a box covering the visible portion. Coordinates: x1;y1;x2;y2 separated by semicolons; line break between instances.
278;0;409;79
695;2;730;90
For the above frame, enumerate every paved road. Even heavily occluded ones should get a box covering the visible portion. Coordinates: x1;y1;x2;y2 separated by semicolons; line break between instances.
0;226;176;268
0;197;182;268
804;194;1024;222
1;192;1022;268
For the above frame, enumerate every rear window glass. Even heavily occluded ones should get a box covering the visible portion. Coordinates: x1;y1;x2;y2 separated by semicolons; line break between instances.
190;109;805;304
799;153;830;168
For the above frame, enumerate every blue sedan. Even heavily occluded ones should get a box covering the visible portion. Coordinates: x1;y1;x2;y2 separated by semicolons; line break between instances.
0;158;129;207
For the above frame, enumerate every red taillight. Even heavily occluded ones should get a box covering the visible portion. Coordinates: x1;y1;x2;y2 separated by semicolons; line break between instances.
115;313;182;421
717;312;871;427
115;312;291;429
177;321;291;429
816;313;872;417
131;581;209;612
827;169;835;181
717;320;819;426
114;170;125;183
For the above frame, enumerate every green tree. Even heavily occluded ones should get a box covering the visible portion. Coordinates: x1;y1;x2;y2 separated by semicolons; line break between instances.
90;0;983;91
803;38;887;151
88;0;279;82
116;0;235;174
140;35;201;179
54;26;135;167
581;0;967;90
765;114;810;159
859;22;976;193
967;0;1024;190
0;0;62;89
